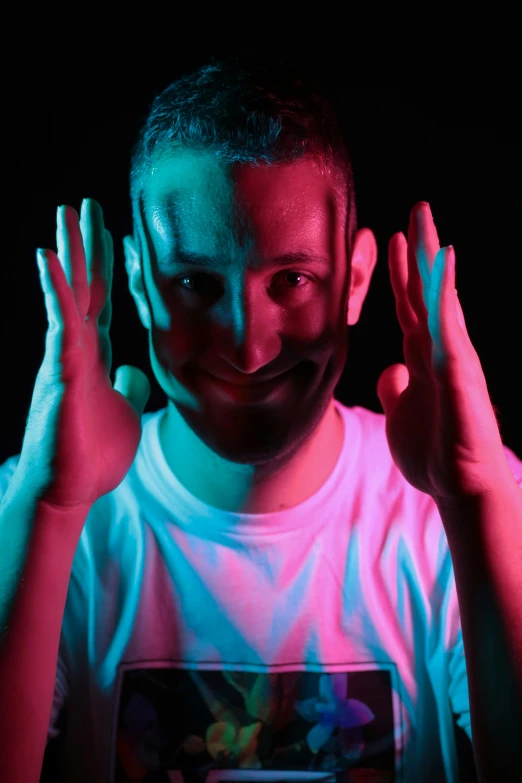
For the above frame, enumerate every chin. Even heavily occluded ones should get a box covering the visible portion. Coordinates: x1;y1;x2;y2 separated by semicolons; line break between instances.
174;380;334;468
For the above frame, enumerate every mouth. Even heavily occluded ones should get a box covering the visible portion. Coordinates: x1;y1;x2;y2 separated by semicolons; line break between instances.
196;366;297;404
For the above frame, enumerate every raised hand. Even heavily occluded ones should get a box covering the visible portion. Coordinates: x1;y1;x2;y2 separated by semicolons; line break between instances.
376;201;513;505
16;199;150;512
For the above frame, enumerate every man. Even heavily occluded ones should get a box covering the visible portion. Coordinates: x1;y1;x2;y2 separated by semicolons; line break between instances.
1;56;522;782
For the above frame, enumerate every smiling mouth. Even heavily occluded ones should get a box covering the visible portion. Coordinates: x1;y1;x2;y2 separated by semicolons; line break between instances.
207;371;288;387
196;366;296;403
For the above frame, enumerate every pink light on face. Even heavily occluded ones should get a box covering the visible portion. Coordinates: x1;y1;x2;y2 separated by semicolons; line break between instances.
194;365;298;406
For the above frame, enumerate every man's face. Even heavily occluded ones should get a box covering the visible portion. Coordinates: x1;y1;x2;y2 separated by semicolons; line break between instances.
131;151;357;466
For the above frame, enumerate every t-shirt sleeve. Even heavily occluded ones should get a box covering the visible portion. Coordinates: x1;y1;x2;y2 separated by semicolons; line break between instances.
448;628;472;740
0;454;69;743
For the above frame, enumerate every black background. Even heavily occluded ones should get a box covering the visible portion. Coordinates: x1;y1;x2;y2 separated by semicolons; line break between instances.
1;16;520;471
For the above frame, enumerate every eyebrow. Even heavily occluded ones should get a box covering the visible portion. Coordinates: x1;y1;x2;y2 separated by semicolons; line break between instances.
165;249;332;271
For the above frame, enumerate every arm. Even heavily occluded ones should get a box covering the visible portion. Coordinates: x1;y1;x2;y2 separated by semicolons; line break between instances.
0;471;89;783
436;475;522;783
376;202;522;780
0;198;148;783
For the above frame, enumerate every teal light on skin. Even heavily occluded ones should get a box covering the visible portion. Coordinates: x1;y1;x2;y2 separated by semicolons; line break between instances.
124;150;378;513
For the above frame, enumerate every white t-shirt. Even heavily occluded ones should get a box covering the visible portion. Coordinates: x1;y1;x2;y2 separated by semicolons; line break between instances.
2;400;521;782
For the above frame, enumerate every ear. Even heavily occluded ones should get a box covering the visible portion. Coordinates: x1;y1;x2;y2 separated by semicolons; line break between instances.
123;234;152;330
347;227;378;326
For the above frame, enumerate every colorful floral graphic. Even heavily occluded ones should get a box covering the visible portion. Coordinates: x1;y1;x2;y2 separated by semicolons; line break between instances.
113;667;394;782
295;673;374;759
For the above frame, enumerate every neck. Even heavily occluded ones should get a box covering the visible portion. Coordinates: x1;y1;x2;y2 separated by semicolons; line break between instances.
159;398;344;514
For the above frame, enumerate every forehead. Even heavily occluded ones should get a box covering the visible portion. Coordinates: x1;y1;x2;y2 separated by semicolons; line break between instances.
142;150;345;255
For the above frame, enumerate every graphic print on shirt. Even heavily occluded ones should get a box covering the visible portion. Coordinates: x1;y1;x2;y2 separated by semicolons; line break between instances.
110;662;402;782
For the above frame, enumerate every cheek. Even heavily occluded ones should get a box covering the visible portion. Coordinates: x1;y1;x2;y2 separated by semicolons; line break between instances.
156;321;203;366
148;285;203;364
281;285;345;346
299;293;337;331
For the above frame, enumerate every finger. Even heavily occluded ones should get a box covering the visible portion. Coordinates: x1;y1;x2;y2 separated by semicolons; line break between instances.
98;228;114;332
390;231;433;383
56;205;89;317
388;232;417;333
429;245;469;371
36;248;81;369
427;246;448;369
98;230;114;373
407;201;440;318
81;198;107;322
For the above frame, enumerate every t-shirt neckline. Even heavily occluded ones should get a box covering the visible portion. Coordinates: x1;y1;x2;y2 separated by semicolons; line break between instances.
139;399;361;538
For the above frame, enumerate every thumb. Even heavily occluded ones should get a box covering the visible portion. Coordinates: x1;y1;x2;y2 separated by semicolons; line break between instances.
376;363;409;418
113;365;151;419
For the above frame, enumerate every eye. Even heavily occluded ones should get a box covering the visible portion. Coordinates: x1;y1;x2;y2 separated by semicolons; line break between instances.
175;273;218;294
276;271;312;290
174;271;313;294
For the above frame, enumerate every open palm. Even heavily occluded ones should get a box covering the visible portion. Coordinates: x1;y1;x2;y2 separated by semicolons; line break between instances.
376;202;511;504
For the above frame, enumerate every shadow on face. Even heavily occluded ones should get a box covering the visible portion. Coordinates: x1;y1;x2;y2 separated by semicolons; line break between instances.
125;150;376;466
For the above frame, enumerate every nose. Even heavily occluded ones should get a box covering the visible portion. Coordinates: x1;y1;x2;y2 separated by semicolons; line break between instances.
216;283;282;376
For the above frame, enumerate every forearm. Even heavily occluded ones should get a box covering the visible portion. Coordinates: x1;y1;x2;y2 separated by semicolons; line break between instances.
0;475;87;783
436;475;522;783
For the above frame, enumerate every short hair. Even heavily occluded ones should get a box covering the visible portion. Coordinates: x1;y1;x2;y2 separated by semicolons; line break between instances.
130;55;357;251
